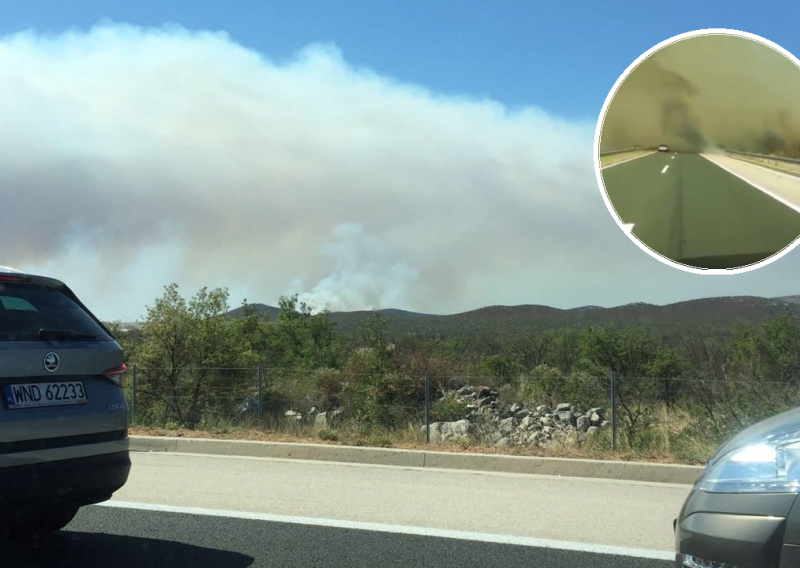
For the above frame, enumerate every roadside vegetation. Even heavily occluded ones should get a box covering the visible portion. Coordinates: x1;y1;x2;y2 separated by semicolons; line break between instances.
109;283;800;465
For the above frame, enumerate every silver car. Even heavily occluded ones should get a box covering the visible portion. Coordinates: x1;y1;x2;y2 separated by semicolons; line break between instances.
0;266;130;539
675;406;800;567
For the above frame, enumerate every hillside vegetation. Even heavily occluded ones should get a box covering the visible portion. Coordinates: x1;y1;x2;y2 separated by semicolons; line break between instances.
228;295;800;338
111;284;800;464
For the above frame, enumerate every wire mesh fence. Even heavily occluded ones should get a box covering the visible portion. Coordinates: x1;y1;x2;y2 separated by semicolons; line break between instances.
123;366;800;457
126;366;260;430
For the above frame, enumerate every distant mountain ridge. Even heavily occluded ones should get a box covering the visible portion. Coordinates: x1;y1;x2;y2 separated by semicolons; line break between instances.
216;294;800;338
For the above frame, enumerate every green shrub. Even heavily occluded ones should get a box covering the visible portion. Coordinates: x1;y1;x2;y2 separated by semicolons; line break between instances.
317;428;340;442
366;432;395;448
479;354;523;386
563;371;607;408
340;381;382;426
338;371;419;429
430;394;470;422
314;368;346;406
671;426;717;465
522;364;566;407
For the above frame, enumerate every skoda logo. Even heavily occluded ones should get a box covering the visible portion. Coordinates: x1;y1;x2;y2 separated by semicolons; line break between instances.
43;352;59;373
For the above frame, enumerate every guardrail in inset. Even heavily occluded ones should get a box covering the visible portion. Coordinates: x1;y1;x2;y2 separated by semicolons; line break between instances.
725;150;800;165
599;147;651;157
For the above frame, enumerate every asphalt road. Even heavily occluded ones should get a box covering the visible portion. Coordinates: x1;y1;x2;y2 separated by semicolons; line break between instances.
2;505;675;568
112;452;687;550
2;452;684;567
601;151;800;268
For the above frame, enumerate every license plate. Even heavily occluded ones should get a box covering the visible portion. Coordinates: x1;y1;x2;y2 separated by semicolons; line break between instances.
4;381;88;409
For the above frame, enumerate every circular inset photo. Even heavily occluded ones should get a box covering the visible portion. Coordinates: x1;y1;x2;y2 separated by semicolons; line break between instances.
595;30;800;273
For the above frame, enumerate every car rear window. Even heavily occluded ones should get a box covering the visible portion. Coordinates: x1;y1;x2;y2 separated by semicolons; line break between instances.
0;283;113;341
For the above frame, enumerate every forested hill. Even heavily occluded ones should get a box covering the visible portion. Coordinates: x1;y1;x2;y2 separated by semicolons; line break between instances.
225;295;800;338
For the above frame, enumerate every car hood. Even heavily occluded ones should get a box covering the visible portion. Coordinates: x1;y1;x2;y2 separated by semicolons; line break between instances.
710;406;800;464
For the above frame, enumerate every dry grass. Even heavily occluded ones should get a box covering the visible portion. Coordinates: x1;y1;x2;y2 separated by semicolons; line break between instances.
130;404;716;465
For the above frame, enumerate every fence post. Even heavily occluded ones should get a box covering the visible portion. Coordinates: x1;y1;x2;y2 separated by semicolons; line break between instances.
257;364;263;426
424;371;431;443
131;364;137;425
611;370;617;451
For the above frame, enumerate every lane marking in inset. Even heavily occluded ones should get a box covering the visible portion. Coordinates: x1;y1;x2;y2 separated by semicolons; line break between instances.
95;500;676;561
661;165;669;174
699;154;800;215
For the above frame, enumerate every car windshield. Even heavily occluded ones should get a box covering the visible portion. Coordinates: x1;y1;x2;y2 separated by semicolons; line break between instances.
0;283;112;341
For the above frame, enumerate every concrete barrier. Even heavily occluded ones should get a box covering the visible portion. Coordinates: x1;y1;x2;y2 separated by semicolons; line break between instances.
130;435;703;485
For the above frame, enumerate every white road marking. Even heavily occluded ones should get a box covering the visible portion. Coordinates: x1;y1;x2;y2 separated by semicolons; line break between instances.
661;165;669;174
623;223;635;234
96;500;676;561
600;151;657;170
671;156;675;160
699;154;800;215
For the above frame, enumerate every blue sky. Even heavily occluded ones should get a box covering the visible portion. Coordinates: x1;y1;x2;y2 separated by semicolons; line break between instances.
5;1;800;320
3;0;797;122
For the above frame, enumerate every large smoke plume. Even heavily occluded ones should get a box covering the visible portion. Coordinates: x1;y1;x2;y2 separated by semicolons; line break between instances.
3;24;601;318
6;25;800;320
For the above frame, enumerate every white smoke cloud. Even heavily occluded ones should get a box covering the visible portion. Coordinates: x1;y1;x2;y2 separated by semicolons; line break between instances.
5;23;800;320
291;223;420;312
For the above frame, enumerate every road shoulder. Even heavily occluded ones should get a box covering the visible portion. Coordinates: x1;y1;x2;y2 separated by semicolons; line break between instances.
130;435;703;484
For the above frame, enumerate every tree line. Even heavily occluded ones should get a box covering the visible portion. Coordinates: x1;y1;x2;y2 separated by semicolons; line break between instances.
109;283;800;448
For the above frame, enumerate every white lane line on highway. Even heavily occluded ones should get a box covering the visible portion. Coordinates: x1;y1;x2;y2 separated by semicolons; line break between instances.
661;165;669;174
671;156;675;160
700;154;800;215
98;500;676;561
600;151;657;170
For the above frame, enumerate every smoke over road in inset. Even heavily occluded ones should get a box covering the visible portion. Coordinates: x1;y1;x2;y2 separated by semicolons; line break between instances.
600;34;800;155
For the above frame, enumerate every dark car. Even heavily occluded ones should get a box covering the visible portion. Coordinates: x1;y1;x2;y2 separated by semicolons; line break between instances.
0;266;131;540
674;406;800;567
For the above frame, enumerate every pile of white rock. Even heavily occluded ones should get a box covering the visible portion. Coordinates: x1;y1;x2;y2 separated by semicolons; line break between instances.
421;385;609;448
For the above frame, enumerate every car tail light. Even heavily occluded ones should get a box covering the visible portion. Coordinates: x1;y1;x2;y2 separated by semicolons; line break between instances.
0;275;30;283
103;363;128;386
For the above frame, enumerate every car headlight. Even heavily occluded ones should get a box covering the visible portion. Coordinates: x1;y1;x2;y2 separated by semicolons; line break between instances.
698;438;800;493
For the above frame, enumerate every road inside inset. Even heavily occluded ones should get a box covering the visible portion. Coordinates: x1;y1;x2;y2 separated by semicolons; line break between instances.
600;152;800;268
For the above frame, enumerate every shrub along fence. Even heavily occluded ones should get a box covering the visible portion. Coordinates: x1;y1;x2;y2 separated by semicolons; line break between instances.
123;366;800;458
